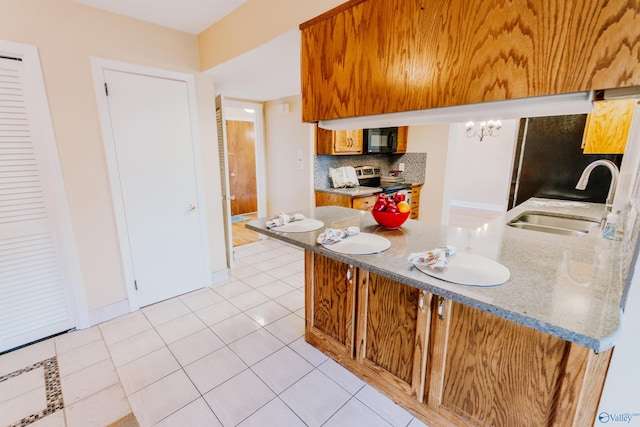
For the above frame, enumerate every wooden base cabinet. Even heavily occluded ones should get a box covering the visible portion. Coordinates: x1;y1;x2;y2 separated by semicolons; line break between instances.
356;272;431;401
304;251;612;427
304;251;357;361
315;191;378;211
427;301;613;427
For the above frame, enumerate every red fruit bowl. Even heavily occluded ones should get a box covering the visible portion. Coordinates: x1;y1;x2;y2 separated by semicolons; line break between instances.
371;209;410;229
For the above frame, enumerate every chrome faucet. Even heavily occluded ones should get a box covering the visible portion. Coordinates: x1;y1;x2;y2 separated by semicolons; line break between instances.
575;159;619;212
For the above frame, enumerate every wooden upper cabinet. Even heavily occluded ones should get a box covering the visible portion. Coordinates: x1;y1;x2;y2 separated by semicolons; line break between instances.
396;126;408;153
316;126;363;155
582;99;637;154
300;0;640;123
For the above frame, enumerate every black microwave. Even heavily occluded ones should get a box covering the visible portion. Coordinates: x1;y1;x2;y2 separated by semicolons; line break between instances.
364;127;398;153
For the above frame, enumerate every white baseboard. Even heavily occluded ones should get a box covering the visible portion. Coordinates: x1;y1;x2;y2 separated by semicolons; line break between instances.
450;200;504;212
88;299;131;326
87;271;229;327
211;269;229;285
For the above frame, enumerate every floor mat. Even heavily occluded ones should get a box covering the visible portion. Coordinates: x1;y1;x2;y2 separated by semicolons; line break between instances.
231;214;252;223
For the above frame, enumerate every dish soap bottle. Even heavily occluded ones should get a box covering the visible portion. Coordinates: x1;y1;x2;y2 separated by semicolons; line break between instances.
602;211;619;240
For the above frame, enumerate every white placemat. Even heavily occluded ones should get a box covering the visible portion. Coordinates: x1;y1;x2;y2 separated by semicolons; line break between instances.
320;233;390;255
270;218;324;233
415;252;510;286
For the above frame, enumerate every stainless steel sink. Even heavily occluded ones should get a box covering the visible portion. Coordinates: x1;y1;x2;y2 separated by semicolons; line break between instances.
507;212;600;237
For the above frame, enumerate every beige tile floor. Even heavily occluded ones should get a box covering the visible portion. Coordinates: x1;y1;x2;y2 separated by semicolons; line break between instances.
1;239;430;427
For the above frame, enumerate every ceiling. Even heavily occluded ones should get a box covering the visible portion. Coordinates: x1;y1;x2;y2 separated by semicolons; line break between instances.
70;0;300;101
206;30;301;102
70;0;248;34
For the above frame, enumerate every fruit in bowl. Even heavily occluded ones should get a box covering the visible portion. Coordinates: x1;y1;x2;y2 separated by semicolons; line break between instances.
371;193;410;229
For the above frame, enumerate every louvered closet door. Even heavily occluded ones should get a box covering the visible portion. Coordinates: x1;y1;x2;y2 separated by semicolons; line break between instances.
0;57;74;352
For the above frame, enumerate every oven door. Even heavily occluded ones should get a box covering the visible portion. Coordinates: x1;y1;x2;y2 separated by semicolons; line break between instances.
383;188;411;206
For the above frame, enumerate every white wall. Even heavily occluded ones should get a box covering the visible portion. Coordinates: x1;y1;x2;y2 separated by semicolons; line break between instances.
0;0;226;315
447;120;519;211
264;95;314;214
406;125;450;224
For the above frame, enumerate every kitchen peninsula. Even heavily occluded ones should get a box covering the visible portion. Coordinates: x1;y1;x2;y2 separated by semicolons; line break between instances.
247;199;631;426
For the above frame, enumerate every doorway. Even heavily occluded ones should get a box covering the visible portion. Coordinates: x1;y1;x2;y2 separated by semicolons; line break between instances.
216;99;266;258
92;59;211;309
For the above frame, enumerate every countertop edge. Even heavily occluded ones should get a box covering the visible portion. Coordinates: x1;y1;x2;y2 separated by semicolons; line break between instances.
247;203;624;352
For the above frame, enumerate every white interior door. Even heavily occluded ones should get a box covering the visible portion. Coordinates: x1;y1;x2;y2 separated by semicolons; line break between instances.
102;69;209;307
1;43;86;353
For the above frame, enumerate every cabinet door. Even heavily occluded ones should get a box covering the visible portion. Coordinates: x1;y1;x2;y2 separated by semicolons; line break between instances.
315;126;335;155
582;99;636;154
315;191;352;208
352;195;377;211
334;129;363;154
356;271;431;401
410;185;421;219
317;127;363;155
426;300;612;427
305;251;357;360
396;126;408;153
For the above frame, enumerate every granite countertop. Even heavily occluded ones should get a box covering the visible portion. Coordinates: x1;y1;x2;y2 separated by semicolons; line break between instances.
315;182;424;197
247;199;631;352
315;186;383;196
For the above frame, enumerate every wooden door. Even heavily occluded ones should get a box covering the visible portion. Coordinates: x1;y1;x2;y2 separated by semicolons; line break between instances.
226;120;257;215
103;69;209;307
304;252;357;359
356;272;430;400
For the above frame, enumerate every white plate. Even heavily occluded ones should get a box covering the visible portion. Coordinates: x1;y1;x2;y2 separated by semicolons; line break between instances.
321;233;390;255
415;252;510;286
270;218;324;233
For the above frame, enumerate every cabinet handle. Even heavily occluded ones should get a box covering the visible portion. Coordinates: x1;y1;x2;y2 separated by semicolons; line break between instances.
418;290;427;314
438;296;446;320
346;264;353;282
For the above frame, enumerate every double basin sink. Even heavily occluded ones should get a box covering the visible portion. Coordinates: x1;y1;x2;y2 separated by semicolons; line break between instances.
508;212;601;237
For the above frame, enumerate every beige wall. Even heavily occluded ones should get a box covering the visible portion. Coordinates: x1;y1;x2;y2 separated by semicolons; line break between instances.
407;125;450;224
198;0;344;70
264;95;314;214
0;0;226;313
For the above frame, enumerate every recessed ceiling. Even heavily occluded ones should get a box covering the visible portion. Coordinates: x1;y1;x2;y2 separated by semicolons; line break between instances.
70;0;248;34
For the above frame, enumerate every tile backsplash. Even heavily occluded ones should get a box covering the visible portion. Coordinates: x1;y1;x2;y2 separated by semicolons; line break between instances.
315;153;427;188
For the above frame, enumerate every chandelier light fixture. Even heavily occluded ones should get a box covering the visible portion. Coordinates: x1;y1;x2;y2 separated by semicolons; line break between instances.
464;120;502;141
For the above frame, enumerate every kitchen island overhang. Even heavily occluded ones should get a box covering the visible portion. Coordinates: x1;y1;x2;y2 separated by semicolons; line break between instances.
247;201;630;353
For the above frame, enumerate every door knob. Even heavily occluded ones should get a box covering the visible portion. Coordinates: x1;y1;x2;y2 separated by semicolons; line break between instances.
230;172;236;177
230;195;236;200
188;203;197;211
